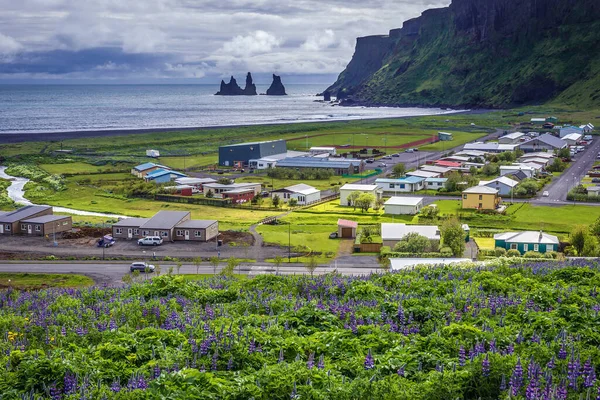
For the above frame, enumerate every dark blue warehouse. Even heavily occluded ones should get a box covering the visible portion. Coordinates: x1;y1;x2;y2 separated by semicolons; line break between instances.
218;140;287;167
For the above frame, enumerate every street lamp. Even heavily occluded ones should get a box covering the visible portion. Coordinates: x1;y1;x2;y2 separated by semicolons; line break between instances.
288;221;291;263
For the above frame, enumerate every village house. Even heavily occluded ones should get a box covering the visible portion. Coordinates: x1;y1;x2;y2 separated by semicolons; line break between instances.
271;184;321;205
438;132;453;141
500;164;536;178
463;142;520;153
221;188;255;204
131;162;169;178
498;132;526;144
494;231;559;254
519;133;567;153
478;176;519;196
219;139;287;167
112;211;218;242
384;197;424;215
375;177;424;194
587;187;600;197
424;177;448;190
462;186;500;210
144;169;187;183
562;133;582;146
337;219;358;238
275;157;365;176
174;177;216;192
420;165;452;176
559;125;584;138
406;170;441;179
381;223;440;248
202;182;262;198
339;184;382;207
0;205;72;236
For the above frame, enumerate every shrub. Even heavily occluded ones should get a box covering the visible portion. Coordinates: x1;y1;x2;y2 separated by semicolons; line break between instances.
507;249;521;257
494;247;507;257
523;251;543;259
439;247;453;257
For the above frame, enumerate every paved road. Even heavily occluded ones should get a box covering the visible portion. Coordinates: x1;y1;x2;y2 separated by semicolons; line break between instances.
535;139;600;203
0;261;381;286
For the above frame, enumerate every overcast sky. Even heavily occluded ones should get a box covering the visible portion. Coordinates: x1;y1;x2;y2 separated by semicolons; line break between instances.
0;0;449;84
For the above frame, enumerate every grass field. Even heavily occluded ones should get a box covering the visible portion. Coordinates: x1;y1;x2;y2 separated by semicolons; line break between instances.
256;224;341;262
474;237;495;250
0;273;93;290
158;154;218;169
39;162;130;175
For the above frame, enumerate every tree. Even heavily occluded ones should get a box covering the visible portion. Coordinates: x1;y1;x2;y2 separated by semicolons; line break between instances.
221;257;238;277
348;191;361;209
482;163;499;176
590;216;600;238
392;163;406;178
289;198;298;207
571;225;588;256
304;255;318;276
441;218;466;257
205;189;214;198
272;194;280;208
193;256;202;275
514;179;539;196
420;206;439;219
355;193;376;213
392;233;430;254
547;158;566;173
444;171;462;192
217;177;232;185
209;256;220;275
379;256;391;272
557;147;571;160
274;255;284;275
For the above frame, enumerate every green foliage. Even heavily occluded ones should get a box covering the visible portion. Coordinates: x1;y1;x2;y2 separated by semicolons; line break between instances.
205;189;214;199
355;193;375;213
420;205;439;219
514;178;540;197
271;194;280;208
392;233;431;254
5;164;65;191
494;247;507;257
267;168;334;180
506;249;522;257
391;163;406;178
288;198;298;207
441;218;466;257
546;158;567;173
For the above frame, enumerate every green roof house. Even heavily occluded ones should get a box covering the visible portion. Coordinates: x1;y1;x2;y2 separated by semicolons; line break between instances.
494;231;559;254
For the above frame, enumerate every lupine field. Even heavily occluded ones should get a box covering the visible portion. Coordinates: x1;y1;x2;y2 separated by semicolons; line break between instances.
1;260;600;399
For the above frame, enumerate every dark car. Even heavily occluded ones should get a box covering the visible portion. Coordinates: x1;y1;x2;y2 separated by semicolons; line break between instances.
329;232;338;239
96;235;115;248
130;262;155;273
593;178;600;183
261;191;270;197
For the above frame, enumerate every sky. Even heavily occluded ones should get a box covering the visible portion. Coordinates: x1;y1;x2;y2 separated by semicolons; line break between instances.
0;0;449;84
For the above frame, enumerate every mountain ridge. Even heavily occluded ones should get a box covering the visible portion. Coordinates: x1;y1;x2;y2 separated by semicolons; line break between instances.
326;0;600;109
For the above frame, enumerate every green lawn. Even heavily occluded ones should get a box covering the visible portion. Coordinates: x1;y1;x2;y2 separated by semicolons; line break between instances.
256;224;341;261
419;131;489;151
158;154;218;170
0;273;93;290
40;162;130;175
474;237;495;250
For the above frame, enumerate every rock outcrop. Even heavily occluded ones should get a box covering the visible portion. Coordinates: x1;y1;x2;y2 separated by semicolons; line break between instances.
266;74;287;96
215;72;257;96
326;0;600;108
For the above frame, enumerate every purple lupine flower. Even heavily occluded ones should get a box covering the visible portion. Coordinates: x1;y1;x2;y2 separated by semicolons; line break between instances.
48;383;61;400
317;355;325;370
248;338;256;354
290;381;298;399
397;366;405;377
525;375;538;400
212;350;218;371
307;352;315;370
227;356;234;371
110;380;121;393
499;374;507;391
510;358;523;396
458;346;466;367
63;371;76;394
482;354;490;377
583;358;596;388
546;356;555;370
558;343;567;360
567;354;579;389
364;349;375;370
556;380;567;400
153;365;161;379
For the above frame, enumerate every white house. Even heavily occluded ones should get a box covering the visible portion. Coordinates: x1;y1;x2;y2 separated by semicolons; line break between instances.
580;123;594;133
463;142;520;153
339;184;381;207
406;170;441;179
424;178;448;190
420;165;452;175
384;197;424;215
375;177;425;194
562;133;582;146
271;184;321;205
499;164;535;178
478;176;519;196
381;223;440;247
499;132;525;144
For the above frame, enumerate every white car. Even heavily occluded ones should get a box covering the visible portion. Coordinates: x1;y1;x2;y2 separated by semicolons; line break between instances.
137;236;163;246
543;191;549;197
130;262;155;272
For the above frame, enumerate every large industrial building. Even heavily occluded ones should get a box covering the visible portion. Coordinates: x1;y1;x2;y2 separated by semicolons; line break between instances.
218;139;287;167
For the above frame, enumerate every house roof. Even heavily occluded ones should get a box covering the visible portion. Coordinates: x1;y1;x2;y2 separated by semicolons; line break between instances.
425;177;448;183
113;217;151;227
175;177;216;185
381;223;440;241
420;165;451;174
501;132;525;140
442;156;470;162
0;205;52;223
375;176;425;184
176;220;218;229
390;258;472;270
521;152;554;159
140;211;190;230
520;157;550;165
280;183;320;195
146;169;187;179
500;164;534;172
203;182;260;190
463;186;498;194
384;197;424;206
406;170;440;178
435;160;462;167
133;162;160;172
340;184;379;191
562;133;582;141
463;142;519;152
527;133;567;149
588;186;600;192
21;215;70;224
223;188;256;194
455;150;488;157
561;125;583;132
338;219;358;229
438;131;453;137
479;176;519;188
220;139;285;147
509;171;528;181
275;157;362;169
494;231;559;245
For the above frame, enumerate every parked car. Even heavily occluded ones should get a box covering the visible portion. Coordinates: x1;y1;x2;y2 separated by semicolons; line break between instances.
382;156;392;160
543;191;550;197
592;178;600;183
261;191;270;197
130;262;155;273
137;236;163;246
379;163;387;167
328;232;338;239
365;159;374;164
96;235;115;248
405;149;414;153
392;153;400;157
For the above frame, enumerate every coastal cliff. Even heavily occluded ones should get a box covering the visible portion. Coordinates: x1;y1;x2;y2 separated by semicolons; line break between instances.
327;0;600;108
215;72;257;96
266;74;287;96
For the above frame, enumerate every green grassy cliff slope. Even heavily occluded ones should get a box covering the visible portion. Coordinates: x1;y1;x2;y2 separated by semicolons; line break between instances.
327;0;600;108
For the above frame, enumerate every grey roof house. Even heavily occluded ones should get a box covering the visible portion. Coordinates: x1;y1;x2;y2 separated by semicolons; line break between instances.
112;211;218;242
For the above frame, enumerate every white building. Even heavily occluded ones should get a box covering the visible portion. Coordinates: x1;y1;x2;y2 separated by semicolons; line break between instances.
499;164;535;178
174;177;217;191
248;150;308;169
499;132;525;144
420;165;452;175
375;177;425;194
406;170;441;179
463;142;520;153
384;197;424;215
309;147;336;156
381;223;440;247
424;178;448;190
339;184;382;207
478;176;519;196
146;149;160;158
562;133;582;146
271;184;321;205
202;182;262;197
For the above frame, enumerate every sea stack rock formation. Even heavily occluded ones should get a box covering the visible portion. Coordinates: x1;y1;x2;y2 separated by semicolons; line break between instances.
266;74;287;95
323;91;331;101
215;72;257;95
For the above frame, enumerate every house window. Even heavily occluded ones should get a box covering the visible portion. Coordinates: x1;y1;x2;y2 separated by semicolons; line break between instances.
5;224;10;231
389;184;395;189
176;230;184;237
523;244;528;252
63;221;68;225
134;229;139;235
400;184;405;189
115;228;123;234
478;203;482;208
195;231;203;238
479;195;483;200
21;224;26;231
142;230;149;236
161;231;168;237
35;226;41;232
547;244;553;252
463;194;467;199
510;243;517;250
534;244;539;252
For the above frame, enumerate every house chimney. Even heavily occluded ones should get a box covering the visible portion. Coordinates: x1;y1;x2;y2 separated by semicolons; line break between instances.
539;230;543;241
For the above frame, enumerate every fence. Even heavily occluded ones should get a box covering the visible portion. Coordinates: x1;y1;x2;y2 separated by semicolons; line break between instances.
300;193;340;209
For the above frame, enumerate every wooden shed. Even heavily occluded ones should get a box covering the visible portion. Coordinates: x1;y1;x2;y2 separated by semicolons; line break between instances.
337;219;358;238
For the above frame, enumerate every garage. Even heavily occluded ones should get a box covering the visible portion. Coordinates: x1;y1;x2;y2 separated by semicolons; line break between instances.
384;197;424;215
337;219;358;238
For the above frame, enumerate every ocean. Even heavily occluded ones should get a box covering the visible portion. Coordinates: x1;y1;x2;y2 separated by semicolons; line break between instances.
0;84;460;134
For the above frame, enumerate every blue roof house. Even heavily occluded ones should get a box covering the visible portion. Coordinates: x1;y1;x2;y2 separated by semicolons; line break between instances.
131;162;169;178
144;169;187;184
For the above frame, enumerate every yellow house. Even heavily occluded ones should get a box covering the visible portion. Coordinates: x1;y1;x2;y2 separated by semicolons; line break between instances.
462;186;500;210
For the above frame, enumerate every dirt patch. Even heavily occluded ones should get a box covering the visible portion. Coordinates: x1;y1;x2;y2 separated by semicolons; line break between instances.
62;227;112;240
220;231;254;246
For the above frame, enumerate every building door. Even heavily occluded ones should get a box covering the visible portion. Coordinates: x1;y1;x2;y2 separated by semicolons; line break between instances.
154;231;159;237
341;228;353;238
128;229;133;239
185;230;190;241
28;225;32;234
0;225;4;234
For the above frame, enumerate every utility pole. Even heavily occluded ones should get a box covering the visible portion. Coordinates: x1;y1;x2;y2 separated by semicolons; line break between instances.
288;222;291;263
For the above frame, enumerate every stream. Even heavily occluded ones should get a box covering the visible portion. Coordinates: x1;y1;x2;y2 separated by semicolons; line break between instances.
0;166;130;219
